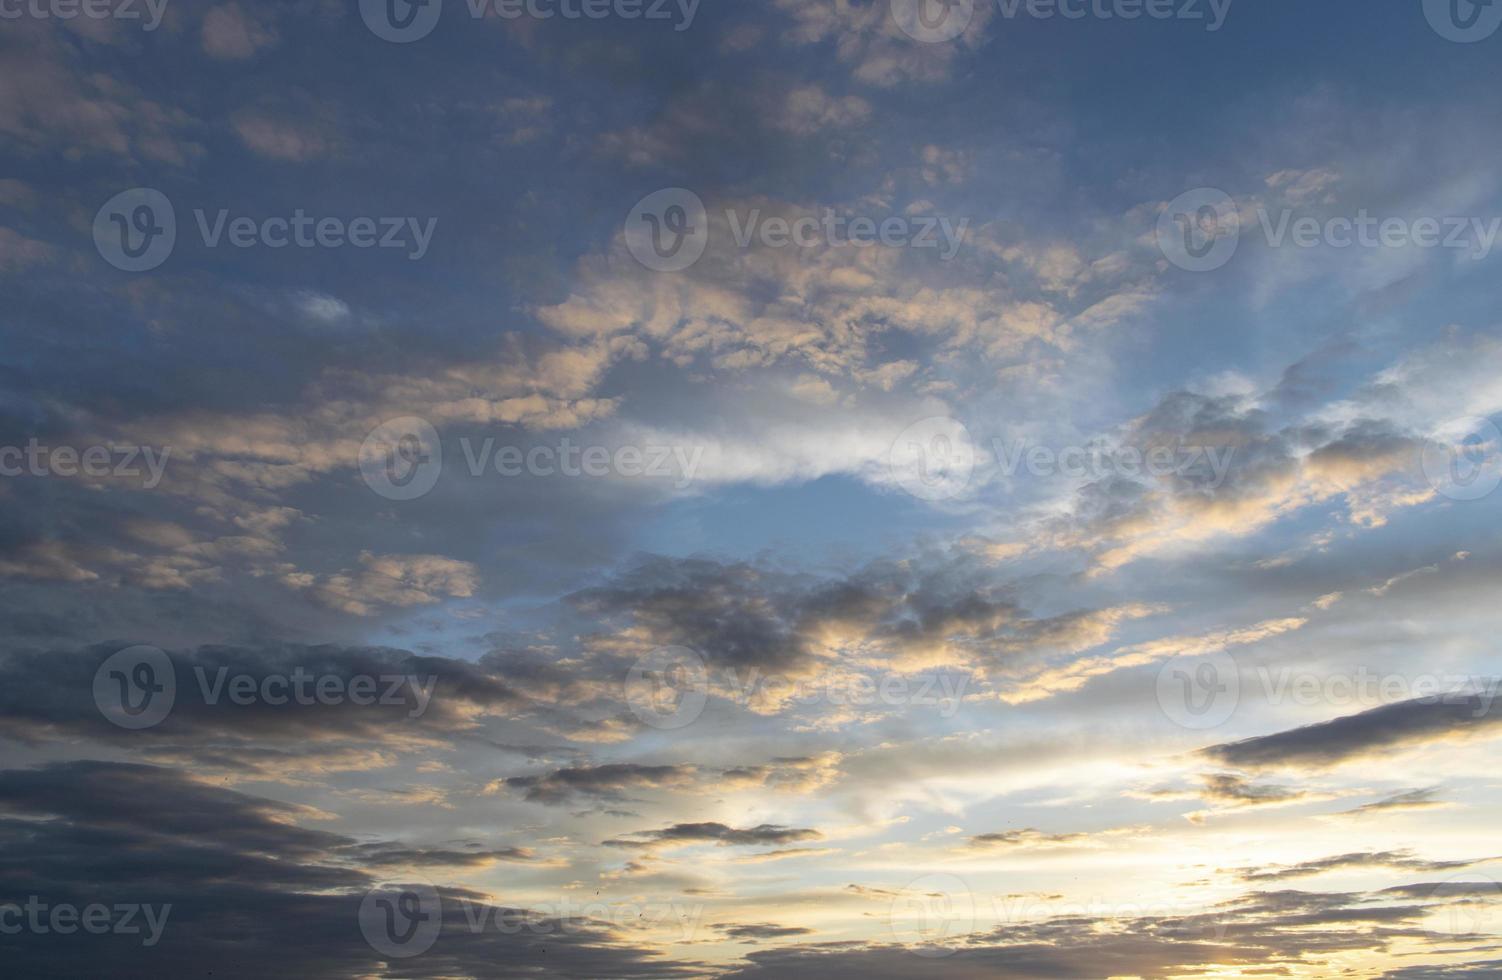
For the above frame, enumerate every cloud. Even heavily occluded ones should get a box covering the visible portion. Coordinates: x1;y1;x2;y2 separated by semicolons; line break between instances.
201;3;279;60
0;761;704;978
1200;693;1502;771
1232;850;1484;882
232;111;335;161
603;822;823;849
498;763;698;805
1340;788;1452;817
288;552;481;617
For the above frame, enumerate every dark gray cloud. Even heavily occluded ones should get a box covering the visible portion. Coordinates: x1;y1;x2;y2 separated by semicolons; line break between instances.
501;762;697;805
0;642;524;766
1233;850;1483;883
718;887;1484;979
716;922;815;942
604;822;823;849
0;761;703;979
1200;694;1502;771
1342;788;1449;817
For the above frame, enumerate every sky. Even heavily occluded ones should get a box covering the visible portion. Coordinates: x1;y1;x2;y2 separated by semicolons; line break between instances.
3;0;1502;976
